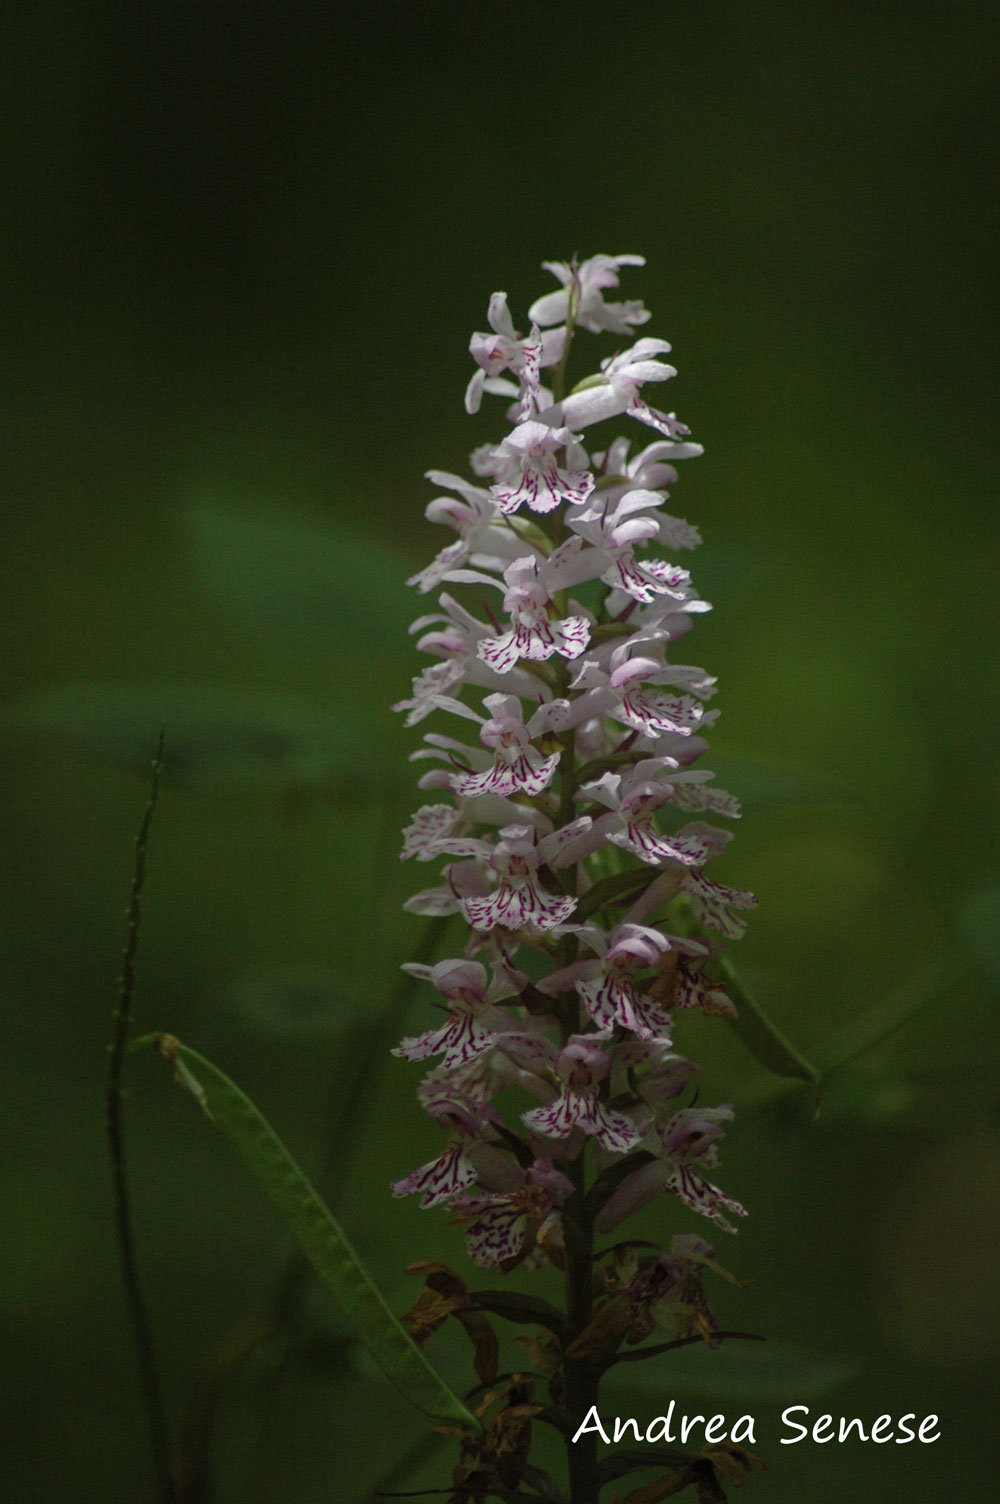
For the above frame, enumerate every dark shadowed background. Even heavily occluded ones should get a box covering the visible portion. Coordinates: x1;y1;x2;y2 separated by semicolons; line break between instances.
4;3;999;1501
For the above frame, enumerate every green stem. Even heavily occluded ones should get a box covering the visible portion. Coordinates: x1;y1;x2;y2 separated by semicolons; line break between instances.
562;1155;599;1504
550;263;581;407
106;729;176;1504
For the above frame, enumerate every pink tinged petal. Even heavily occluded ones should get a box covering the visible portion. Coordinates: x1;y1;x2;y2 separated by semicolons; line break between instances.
479;691;526;729
538;326;567;367
402;886;461;917
424;470;492;503
671;782;742;818
545;541;602;593
609;517;661;549
486;291;516;339
523;1089;641;1153
641;558;693;596
526;698;573;735
527;289;571;328
476;629;523;676
610;825;711;869
657;516;702;551
420;835;494;860
628;398;692;440
654;665;717;700
609;332;668;359
451;750;559;799
684;872;758;940
416;768;457;792
631;993;677;1039
674;966;737;1018
464;368;486;414
400;803;461;861
461;879;576;934
609;653;664;686
578;972;673;1042
537;957;603;997
555;382;629;431
477;615;591;674
578;772;622;810
391;1139;479;1208
394;1010;498;1070
578;973;647;1035
556;1035;610;1079
407;538;473;594
491;461;594;517
629;437;700;468
593;1160;666;1233
665;1166;747;1232
618;688;704;738
606;921;672;965
392;661;465;726
491;1029;556;1070
464;1204;529;1268
548;816;608;866
553;615;591;658
430;959;488;997
537;816;594;867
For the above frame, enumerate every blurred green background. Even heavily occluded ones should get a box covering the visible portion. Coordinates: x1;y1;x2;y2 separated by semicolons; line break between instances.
4;2;999;1500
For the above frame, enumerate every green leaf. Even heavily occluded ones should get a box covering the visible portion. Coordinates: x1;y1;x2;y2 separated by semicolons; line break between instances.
2;679;403;795
812;953;972;1077
180;494;417;651
716;955;819;1084
606;1337;857;1402
135;1032;480;1431
804;1063;921;1128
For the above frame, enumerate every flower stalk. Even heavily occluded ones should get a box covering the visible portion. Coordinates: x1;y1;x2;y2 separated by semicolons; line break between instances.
392;256;758;1503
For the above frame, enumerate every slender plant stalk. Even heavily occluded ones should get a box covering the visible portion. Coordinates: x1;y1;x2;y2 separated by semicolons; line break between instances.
106;728;175;1504
390;256;760;1503
562;1177;598;1504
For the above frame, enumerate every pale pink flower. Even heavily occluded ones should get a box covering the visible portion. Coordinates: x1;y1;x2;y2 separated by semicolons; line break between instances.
565;491;694;604
594;1106;746;1233
406;471;523;595
459;822;585;934
550;340;687;445
454;1160;573;1269
476;556;591;675
528;254;651;335
488;421;594;515
539;921;676;1040
445;693;560;799
465;292;566;420
523;1037;644;1153
393;958;545;1072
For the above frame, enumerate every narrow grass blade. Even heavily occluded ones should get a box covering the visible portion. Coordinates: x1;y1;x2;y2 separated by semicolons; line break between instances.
717;955;819;1084
134;1031;480;1431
